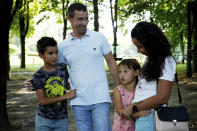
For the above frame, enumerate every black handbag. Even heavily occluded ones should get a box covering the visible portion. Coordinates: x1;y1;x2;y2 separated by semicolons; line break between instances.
154;73;189;131
156;105;188;122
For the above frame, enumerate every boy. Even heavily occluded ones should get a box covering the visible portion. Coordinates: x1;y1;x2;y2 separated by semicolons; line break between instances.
33;37;76;131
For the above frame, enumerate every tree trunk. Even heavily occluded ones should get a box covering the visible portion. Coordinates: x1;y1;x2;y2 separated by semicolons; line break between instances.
110;0;118;59
7;0;20;80
186;2;192;78
0;0;12;130
192;44;197;72
7;53;11;80
20;35;26;68
62;0;69;39
93;0;99;31
19;15;26;68
192;1;197;73
18;0;30;69
180;30;185;64
113;0;118;59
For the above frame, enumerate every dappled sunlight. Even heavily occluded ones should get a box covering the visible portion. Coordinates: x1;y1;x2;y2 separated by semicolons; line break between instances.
7;101;20;105
15;88;35;94
8;82;24;86
9;111;27;115
187;81;197;86
186;92;197;97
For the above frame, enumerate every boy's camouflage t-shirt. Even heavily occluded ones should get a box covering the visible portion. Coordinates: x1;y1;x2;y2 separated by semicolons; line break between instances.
33;63;69;120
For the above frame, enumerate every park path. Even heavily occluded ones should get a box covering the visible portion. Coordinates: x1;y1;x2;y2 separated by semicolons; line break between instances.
6;73;197;131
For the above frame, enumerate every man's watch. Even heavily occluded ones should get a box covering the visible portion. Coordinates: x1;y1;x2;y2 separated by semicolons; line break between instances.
132;104;139;113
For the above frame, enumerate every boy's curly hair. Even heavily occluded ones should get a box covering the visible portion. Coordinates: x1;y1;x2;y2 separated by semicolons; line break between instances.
37;37;57;54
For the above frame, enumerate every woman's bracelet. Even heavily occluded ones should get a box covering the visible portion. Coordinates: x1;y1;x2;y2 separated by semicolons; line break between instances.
132;101;142;113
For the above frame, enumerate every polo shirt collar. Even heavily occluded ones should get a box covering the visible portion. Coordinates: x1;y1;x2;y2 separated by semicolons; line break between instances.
67;29;90;41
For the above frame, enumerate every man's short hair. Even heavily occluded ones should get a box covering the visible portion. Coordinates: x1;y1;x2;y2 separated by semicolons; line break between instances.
68;3;87;18
36;37;57;54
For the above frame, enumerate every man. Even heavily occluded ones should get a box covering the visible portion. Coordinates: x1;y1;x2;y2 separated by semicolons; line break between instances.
25;2;120;131
59;3;120;131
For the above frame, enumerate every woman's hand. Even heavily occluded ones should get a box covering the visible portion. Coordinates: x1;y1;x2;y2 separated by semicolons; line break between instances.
121;104;133;119
132;110;151;118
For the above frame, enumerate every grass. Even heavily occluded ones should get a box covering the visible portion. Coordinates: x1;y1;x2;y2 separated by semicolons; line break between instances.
10;63;187;80
11;64;42;72
176;63;187;78
11;64;42;80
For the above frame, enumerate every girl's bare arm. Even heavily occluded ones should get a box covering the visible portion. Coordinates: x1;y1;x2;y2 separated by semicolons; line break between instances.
113;87;124;115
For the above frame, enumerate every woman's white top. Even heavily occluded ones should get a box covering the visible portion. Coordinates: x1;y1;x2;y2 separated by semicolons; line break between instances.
133;56;176;103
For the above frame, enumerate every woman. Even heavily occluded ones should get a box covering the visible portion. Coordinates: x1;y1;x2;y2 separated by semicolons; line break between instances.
122;21;176;131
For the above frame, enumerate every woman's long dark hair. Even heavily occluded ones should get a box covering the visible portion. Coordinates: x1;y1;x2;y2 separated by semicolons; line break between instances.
131;21;172;81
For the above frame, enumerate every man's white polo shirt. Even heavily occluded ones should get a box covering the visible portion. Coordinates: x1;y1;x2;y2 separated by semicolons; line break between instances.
58;29;112;105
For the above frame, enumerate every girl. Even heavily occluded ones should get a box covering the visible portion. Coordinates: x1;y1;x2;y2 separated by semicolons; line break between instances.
112;59;150;131
122;21;176;131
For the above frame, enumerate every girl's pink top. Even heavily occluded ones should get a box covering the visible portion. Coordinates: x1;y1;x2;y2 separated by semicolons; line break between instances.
112;85;135;131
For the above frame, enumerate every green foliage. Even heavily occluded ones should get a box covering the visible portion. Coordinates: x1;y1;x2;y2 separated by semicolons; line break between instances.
37;0;73;34
36;14;50;25
38;0;68;22
10;0;39;38
176;63;186;77
177;63;186;72
9;44;19;54
116;0;195;54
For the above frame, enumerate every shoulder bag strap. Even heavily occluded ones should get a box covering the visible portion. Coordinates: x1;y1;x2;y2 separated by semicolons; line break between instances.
175;73;183;105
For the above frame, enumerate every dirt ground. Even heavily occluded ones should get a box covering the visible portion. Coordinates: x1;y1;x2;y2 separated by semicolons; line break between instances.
6;73;197;131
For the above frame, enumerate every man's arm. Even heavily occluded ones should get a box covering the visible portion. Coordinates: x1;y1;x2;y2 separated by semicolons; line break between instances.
104;52;120;86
